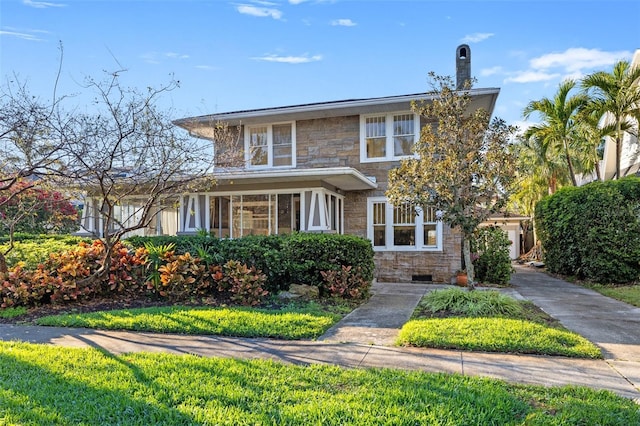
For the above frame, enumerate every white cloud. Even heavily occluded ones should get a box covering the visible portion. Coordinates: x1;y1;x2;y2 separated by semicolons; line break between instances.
530;47;632;73
504;71;560;84
331;19;356;27
480;66;503;77
252;53;323;64
289;0;308;4
23;0;65;8
141;51;189;64
510;120;535;134
195;65;219;71
461;32;494;43
0;29;45;41
165;52;189;59
236;4;283;19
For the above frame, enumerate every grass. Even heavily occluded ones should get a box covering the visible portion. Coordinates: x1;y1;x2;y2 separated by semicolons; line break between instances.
399;288;602;358
584;283;640;307
0;306;27;319
35;303;343;340
398;318;601;358
1;341;637;425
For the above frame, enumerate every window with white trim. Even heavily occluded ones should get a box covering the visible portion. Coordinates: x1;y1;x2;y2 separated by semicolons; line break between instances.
360;112;419;162
367;197;442;251
245;122;295;168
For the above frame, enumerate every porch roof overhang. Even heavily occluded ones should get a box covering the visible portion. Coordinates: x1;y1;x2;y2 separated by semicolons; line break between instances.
210;167;378;192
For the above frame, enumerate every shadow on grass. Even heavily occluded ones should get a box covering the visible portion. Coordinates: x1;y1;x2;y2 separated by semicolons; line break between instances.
0;342;195;425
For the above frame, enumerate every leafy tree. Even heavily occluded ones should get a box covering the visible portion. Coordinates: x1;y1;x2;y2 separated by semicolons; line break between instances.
522;79;589;186
582;59;640;180
387;73;517;288
0;179;77;236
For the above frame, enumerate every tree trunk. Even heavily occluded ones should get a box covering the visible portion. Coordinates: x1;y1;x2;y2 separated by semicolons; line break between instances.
0;252;7;274
615;134;622;180
463;235;475;290
564;141;577;186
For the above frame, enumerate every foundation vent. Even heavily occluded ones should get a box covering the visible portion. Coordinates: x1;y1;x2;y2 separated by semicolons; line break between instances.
412;274;433;283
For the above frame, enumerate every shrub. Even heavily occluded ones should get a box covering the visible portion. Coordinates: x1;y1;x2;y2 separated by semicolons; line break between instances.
217;260;268;306
320;265;371;299
153;252;208;299
128;234;289;294
418;288;524;318
283;233;374;288
0;265;37;308
472;226;513;285
536;177;640;283
142;241;176;291
127;233;375;294
0;240;146;307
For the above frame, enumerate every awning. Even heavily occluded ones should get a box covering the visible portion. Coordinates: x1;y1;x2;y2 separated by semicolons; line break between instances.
209;167;378;191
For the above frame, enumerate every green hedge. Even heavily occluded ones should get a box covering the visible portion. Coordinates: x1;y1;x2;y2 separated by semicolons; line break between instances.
535;177;640;283
126;233;374;293
282;233;375;288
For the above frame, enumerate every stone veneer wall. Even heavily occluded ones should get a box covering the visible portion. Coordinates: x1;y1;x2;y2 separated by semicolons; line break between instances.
295;114;463;283
296;116;360;167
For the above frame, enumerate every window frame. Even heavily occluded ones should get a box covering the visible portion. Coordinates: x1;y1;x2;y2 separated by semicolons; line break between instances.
366;197;443;252
244;121;296;168
360;112;419;163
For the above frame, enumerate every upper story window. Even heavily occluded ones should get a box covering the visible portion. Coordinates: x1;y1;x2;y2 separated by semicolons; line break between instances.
245;122;295;168
360;112;419;162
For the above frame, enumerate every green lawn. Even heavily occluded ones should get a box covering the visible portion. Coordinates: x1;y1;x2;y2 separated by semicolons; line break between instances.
35;304;343;340
585;283;640;307
1;341;637;425
398;288;602;358
398;317;601;358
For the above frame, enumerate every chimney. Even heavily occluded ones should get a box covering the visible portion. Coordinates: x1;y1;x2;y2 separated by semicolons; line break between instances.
456;44;471;90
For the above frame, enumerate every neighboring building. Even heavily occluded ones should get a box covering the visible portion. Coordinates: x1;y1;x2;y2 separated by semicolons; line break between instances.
579;48;640;184
78;45;501;283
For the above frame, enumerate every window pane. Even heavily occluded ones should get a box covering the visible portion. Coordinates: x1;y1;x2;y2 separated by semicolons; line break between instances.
273;145;291;166
366;116;386;137
393;204;416;246
424;224;437;246
394;135;414;156
372;202;386;246
249;127;268;166
241;195;270;236
393;114;414;156
374;225;386;246
366;117;386;158
277;194;292;234
393;204;415;225
394;226;415;246
250;146;268;166
273;124;292;166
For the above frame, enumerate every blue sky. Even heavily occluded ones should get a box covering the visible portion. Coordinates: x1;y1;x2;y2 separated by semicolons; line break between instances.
1;0;639;129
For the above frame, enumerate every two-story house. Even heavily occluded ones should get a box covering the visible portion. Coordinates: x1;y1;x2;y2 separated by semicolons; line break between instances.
78;45;501;283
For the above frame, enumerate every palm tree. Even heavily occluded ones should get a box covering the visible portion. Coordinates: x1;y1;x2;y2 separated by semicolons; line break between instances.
582;59;640;180
514;132;570;196
572;108;618;181
523;79;589;186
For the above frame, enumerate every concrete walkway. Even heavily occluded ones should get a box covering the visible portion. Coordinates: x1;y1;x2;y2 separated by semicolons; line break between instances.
1;267;639;402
